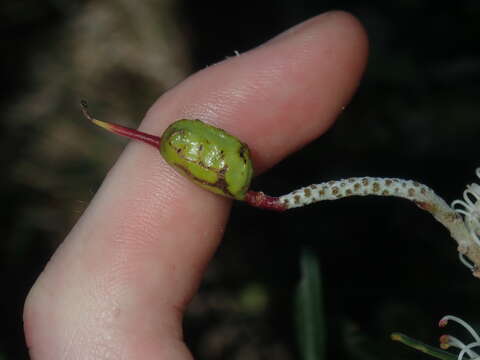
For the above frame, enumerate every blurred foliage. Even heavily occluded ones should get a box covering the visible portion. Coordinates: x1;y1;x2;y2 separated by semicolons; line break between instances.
295;248;326;360
2;0;480;359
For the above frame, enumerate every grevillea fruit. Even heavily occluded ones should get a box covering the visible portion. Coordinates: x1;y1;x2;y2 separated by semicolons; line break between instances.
160;119;253;200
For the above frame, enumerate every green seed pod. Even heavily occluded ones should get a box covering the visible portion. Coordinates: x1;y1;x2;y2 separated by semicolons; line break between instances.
160;119;253;200
81;101;256;202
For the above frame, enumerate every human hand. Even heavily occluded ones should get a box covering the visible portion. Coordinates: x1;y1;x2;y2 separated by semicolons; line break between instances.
24;11;368;359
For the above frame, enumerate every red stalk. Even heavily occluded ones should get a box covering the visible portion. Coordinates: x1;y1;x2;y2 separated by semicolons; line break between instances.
244;191;287;211
81;100;161;148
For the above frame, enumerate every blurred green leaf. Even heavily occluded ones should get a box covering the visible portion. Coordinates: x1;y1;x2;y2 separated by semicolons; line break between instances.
295;247;326;360
239;282;268;315
391;333;457;360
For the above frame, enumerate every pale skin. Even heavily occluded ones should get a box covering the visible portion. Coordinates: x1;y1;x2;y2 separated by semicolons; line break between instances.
24;11;368;359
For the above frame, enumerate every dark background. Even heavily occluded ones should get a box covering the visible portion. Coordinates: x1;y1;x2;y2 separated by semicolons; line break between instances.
2;1;480;359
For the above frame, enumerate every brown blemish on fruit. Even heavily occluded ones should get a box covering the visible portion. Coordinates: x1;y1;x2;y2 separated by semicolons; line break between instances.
239;145;249;164
304;188;311;197
173;162;233;197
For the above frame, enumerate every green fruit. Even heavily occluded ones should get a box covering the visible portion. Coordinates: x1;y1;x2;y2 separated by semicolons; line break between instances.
159;119;253;200
80;101;254;200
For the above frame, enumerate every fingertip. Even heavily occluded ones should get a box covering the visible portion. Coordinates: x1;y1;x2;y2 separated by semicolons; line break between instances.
324;10;369;69
267;10;368;52
145;11;369;175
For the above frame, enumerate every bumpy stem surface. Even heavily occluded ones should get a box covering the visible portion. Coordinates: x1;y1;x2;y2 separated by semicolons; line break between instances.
254;177;480;276
279;177;466;240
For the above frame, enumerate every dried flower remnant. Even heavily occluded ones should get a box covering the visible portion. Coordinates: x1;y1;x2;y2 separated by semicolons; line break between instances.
452;169;480;263
439;316;480;360
392;316;480;360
